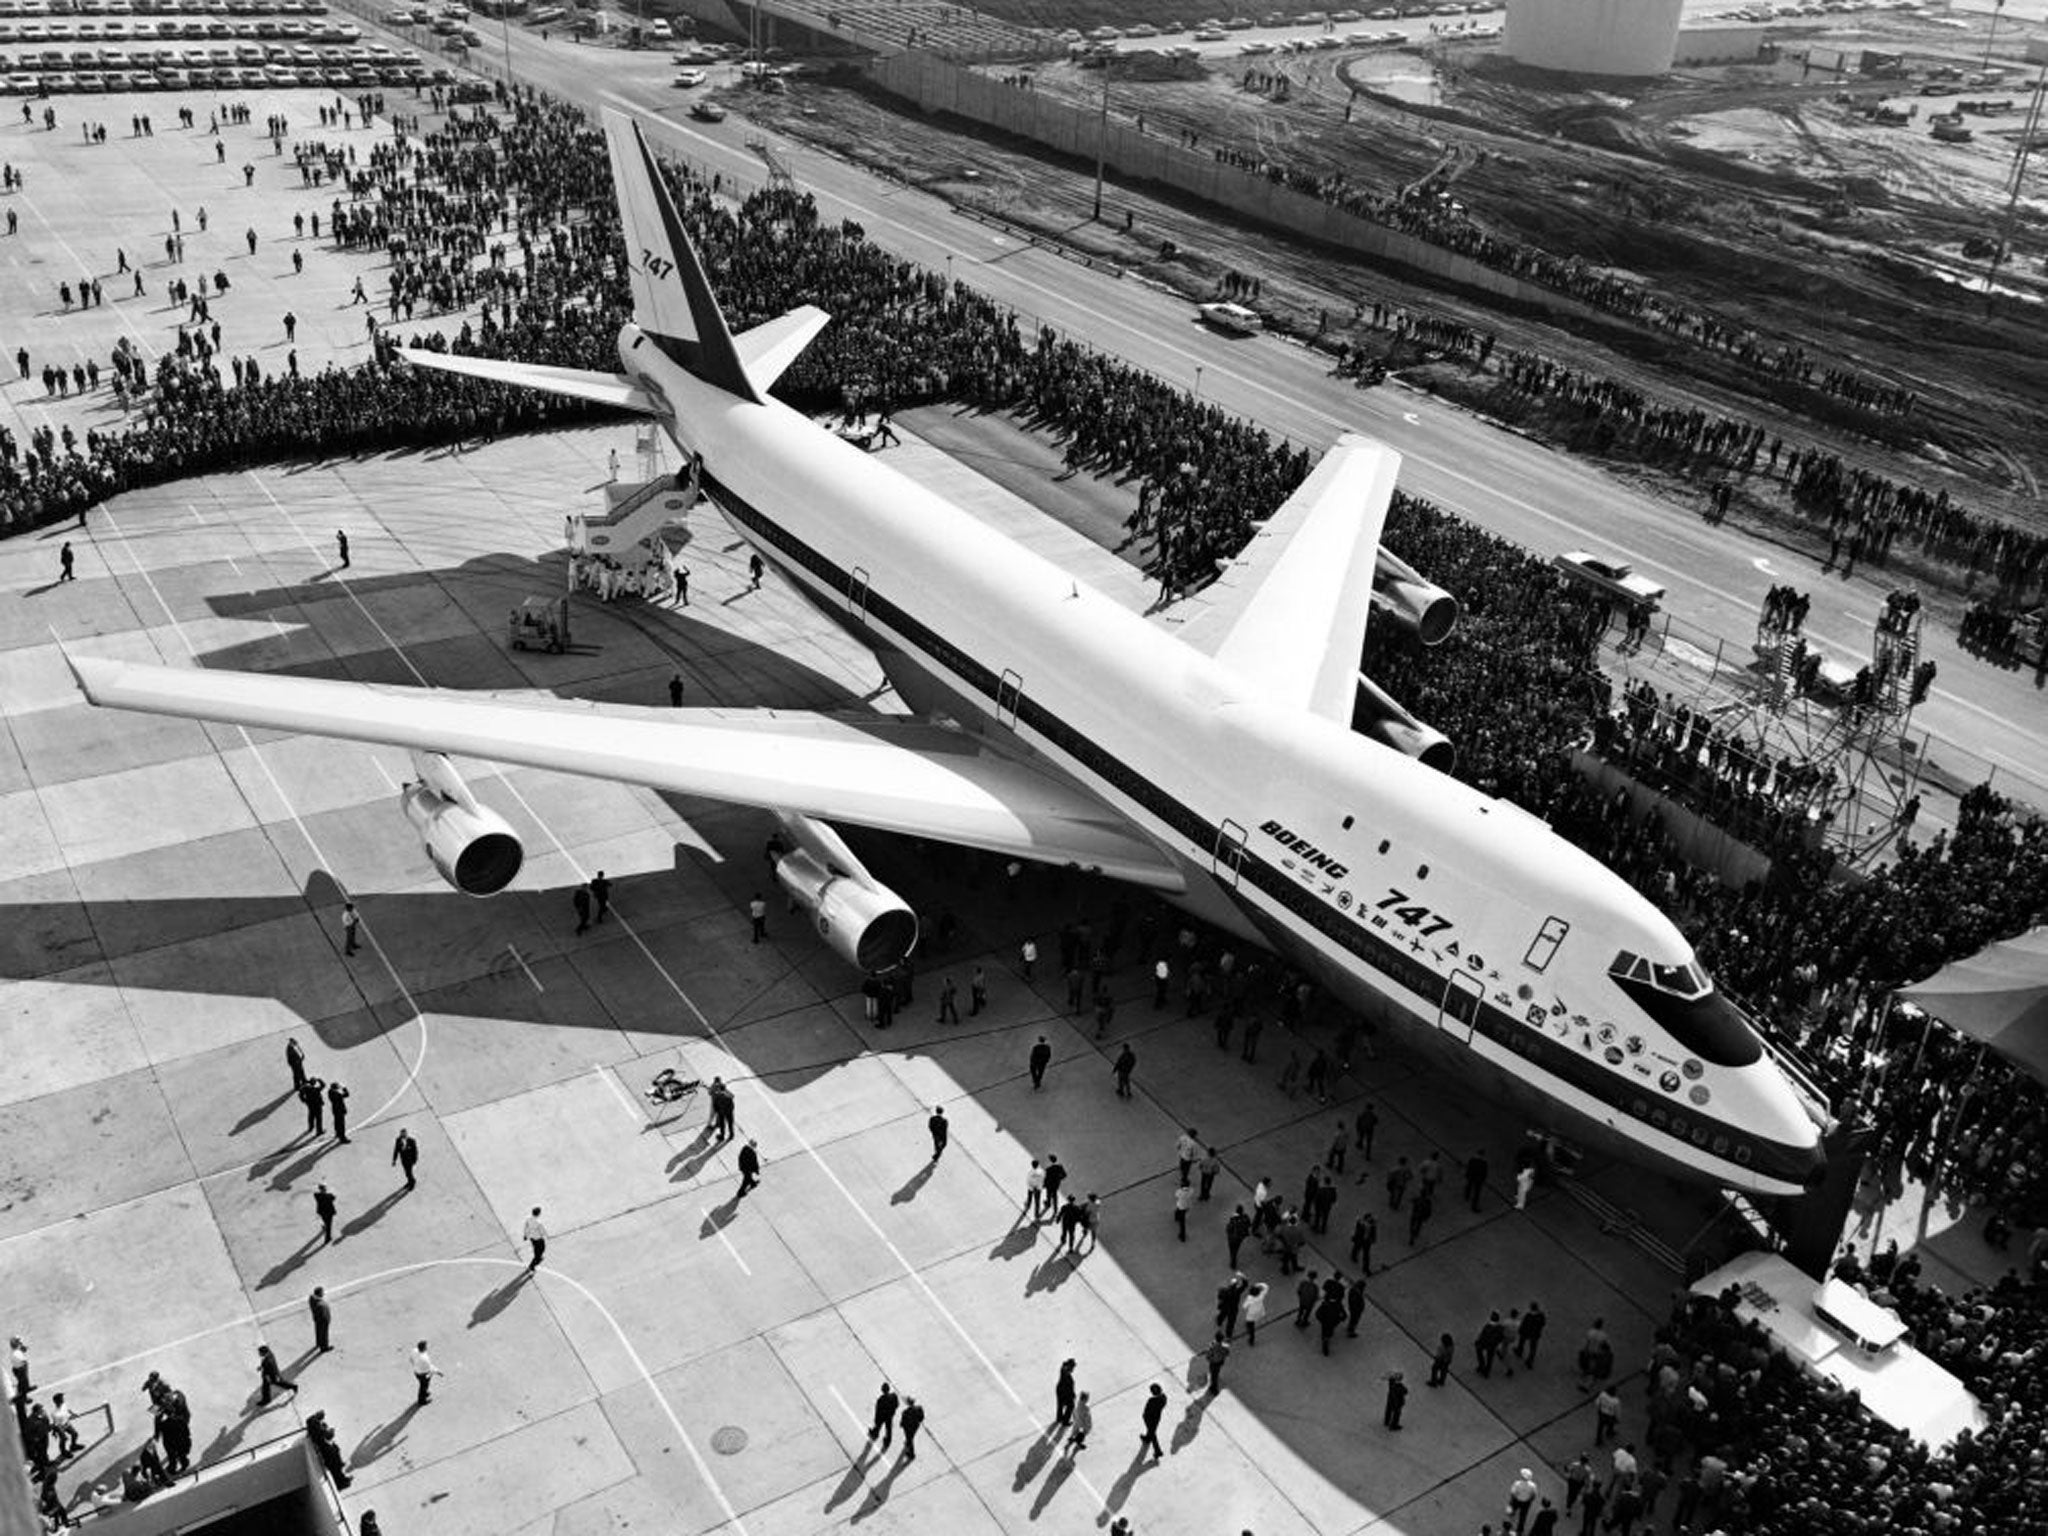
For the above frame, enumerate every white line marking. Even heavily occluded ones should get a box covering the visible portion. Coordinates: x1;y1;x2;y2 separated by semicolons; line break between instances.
372;758;399;793
507;943;544;992
596;1064;644;1124
701;1208;752;1276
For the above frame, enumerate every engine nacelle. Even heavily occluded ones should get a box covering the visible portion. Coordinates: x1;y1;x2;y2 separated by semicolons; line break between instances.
1372;548;1459;647
1353;673;1456;775
401;777;524;897
775;850;919;973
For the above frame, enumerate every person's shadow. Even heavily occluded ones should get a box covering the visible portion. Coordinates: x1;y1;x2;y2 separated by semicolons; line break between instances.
986;1224;1038;1263
666;1127;720;1183
349;1402;422;1471
1028;1447;1078;1519
467;1270;531;1330
339;1186;407;1239
821;1440;876;1514
700;1197;741;1237
851;1448;911;1521
1024;1252;1077;1297
228;1088;295;1137
1100;1446;1159;1516
255;1233;323;1291
1010;1427;1058;1492
1168;1394;1210;1455
891;1163;935;1206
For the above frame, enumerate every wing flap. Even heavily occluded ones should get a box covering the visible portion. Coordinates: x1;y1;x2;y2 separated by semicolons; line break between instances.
68;657;1183;890
398;349;659;413
1182;435;1401;721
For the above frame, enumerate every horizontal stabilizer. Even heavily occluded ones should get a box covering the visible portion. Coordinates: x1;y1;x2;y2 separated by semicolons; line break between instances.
398;349;659;414
734;306;831;394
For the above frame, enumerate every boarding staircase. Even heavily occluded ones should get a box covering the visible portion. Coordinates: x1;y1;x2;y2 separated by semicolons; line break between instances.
573;430;698;558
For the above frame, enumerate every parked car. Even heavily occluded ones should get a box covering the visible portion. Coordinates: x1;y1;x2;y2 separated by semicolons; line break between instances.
672;65;703;85
1551;551;1666;611
689;98;725;121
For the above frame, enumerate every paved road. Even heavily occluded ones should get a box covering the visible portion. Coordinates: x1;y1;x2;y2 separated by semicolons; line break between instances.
368;12;2048;809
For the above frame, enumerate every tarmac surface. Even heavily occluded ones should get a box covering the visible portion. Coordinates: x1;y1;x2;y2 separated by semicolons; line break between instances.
0;85;2012;1536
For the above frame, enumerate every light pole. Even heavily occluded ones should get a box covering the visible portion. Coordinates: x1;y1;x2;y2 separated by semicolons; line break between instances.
1981;0;2005;72
1091;51;1114;221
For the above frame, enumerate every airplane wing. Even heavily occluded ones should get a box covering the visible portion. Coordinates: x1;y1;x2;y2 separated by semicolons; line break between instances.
398;349;660;414
67;657;1184;891
734;306;831;394
1176;434;1401;722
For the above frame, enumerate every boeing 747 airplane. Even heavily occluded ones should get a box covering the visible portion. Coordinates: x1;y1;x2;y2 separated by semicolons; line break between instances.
70;112;1829;1197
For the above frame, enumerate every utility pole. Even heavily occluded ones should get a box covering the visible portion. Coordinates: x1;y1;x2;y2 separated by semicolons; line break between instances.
1091;52;1113;221
1981;0;2005;72
1983;56;2045;311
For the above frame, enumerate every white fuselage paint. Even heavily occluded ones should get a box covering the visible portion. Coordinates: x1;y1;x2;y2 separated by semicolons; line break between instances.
621;326;1825;1198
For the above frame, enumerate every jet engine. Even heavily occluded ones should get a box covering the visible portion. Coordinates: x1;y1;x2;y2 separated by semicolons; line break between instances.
1371;549;1459;647
1353;673;1456;774
400;752;524;897
772;812;919;974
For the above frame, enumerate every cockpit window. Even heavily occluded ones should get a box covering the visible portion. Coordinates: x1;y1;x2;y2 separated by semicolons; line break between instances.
1609;951;1761;1067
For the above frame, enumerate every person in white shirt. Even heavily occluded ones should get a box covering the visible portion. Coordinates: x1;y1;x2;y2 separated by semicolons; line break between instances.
410;1341;442;1406
523;1208;547;1271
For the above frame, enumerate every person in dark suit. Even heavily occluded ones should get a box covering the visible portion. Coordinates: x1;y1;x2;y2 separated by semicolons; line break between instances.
327;1082;350;1144
866;1382;898;1449
1382;1370;1407;1429
391;1129;419;1191
313;1184;338;1245
737;1139;761;1197
897;1397;925;1461
257;1344;296;1406
308;1287;332;1352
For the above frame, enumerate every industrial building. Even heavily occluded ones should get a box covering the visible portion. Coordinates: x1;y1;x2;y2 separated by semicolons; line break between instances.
1504;0;1685;77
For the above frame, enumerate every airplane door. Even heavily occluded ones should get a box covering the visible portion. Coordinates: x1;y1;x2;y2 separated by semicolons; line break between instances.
847;566;870;622
996;670;1022;729
1438;968;1485;1043
1213;820;1247;887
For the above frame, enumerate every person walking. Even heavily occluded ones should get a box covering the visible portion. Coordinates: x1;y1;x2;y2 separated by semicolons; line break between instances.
410;1341;442;1405
1529;1498;1559;1536
969;965;987;1015
669;673;685;707
1137;1383;1166;1459
709;1078;735;1141
1066;1391;1091;1454
313;1182;338;1244
1593;1385;1620;1445
327;1081;351;1144
896;1396;925;1461
737;1138;761;1197
1563;1453;1591;1514
1053;1359;1077;1428
1196;1145;1220;1201
1216;1272;1247;1336
340;900;359;956
1464;1149;1489;1212
748;892;767;942
1350;1211;1378;1273
1175;1128;1200;1183
1408;1188;1434;1246
1226;1204;1252;1268
301;1077;326;1135
1240;1281;1268;1346
309;1287;333;1353
1345;1273;1368;1338
1507;1469;1539;1535
1354;1102;1378;1159
927;1106;948;1160
1294;1271;1319;1329
1428;1331;1454;1387
257;1344;296;1406
1381;1370;1408;1430
1203;1332;1230;1394
335;529;349;568
58;542;76;582
1386;1157;1411;1210
1172;1181;1192;1241
1111;1043;1136;1098
866;1382;899;1450
590;871;612;923
1042;1153;1067;1213
286;1037;307;1093
1028;1035;1052;1089
523;1208;547;1270
392;1129;419;1191
937;976;959;1024
1023;1159;1046;1219
1577;1478;1606;1536
1516;1301;1547;1368
1315;1290;1346;1355
1475;1311;1508;1377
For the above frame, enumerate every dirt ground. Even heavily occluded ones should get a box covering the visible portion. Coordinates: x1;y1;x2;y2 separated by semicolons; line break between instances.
734;8;2048;550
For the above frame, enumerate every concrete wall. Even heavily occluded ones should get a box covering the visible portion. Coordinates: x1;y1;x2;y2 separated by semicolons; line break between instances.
69;1436;342;1536
1504;0;1683;76
865;51;1597;316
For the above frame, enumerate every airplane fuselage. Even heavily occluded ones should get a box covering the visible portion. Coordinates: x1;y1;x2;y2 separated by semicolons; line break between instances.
621;325;1828;1199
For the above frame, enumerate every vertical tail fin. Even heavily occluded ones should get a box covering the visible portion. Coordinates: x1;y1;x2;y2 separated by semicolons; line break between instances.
601;109;762;404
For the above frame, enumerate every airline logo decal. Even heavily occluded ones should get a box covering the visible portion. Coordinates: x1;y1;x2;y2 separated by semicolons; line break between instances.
640;249;676;283
1258;819;1348;880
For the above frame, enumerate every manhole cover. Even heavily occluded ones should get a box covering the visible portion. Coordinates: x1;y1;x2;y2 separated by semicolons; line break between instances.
711;1426;748;1455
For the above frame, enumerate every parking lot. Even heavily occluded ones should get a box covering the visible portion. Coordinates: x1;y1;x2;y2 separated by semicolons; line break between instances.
0;0;460;95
